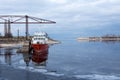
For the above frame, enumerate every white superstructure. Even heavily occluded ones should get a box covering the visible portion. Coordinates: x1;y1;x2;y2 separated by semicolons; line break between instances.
32;32;48;44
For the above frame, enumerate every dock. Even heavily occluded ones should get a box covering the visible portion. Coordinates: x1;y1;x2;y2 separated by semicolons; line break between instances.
0;37;60;53
16;38;60;53
0;15;58;53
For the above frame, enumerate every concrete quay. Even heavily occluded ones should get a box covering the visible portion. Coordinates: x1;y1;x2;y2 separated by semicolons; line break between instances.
0;37;60;53
16;39;60;53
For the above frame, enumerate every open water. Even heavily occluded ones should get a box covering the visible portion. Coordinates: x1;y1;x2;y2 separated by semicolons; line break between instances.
0;39;120;80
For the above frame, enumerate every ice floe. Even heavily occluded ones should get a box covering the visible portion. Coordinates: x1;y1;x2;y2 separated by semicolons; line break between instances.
15;66;64;77
0;77;8;80
74;74;120;80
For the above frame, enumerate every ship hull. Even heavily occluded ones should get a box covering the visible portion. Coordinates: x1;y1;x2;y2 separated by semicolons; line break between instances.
31;44;49;63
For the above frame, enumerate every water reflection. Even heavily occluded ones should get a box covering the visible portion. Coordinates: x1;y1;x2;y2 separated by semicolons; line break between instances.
0;47;49;68
22;52;48;67
4;48;12;65
0;48;15;65
0;47;50;80
22;53;31;66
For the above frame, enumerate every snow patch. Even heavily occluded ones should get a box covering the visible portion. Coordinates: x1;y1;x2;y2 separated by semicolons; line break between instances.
45;72;64;77
16;66;64;77
74;74;120;80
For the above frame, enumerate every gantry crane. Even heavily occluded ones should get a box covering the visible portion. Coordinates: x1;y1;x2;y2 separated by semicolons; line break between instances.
0;15;56;39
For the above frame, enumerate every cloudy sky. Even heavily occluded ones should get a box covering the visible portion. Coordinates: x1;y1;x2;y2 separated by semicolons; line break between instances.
0;0;120;38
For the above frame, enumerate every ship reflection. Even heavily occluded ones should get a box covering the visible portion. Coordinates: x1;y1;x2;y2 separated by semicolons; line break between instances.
22;52;48;68
22;45;49;68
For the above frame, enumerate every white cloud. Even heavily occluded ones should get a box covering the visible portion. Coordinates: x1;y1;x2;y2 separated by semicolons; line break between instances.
49;0;67;4
0;0;120;35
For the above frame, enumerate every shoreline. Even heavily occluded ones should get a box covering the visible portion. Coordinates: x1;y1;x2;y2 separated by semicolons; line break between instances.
77;37;120;42
0;39;60;48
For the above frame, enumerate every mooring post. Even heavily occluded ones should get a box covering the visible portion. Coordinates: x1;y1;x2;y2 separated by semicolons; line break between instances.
25;15;28;40
4;20;7;37
17;29;19;39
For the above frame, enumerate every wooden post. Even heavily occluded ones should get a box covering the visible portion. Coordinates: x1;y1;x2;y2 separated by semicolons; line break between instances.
25;15;28;40
4;20;7;37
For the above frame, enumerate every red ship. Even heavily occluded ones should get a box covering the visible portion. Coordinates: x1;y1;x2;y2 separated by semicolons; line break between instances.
31;32;49;64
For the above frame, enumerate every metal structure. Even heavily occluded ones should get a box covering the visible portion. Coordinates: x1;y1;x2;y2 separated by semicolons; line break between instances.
0;15;56;39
